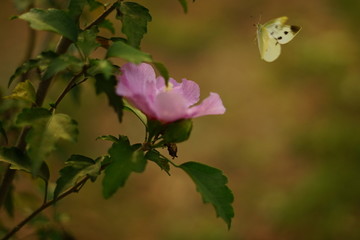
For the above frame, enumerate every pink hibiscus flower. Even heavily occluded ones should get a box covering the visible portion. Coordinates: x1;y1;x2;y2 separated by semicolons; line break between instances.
116;63;225;123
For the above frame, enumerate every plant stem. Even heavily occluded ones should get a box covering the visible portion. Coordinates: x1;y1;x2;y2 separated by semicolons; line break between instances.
1;177;89;240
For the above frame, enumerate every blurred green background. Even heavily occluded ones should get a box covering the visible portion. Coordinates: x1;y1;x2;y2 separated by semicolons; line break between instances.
2;0;360;239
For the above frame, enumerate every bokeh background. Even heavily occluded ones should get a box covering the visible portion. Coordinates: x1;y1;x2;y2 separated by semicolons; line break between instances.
1;0;360;239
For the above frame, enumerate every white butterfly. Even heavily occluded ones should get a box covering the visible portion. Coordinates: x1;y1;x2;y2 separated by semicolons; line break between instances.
256;16;301;62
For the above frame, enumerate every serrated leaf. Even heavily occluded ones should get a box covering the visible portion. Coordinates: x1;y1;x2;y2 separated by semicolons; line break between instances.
179;161;234;229
0;121;8;145
54;154;101;199
98;19;115;34
42;54;83;80
153;62;169;84
94;74;123;121
106;41;152;63
76;27;101;58
3;80;36;104
178;0;188;13
0;147;49;181
118;2;152;48
18;8;79;42
145;149;170;175
102;136;146;198
16;108;78;174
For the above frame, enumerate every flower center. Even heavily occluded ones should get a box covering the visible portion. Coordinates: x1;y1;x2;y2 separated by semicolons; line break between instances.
165;82;174;92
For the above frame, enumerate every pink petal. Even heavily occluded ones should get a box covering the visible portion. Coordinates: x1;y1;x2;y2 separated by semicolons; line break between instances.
172;79;200;107
153;91;189;123
116;63;157;99
188;92;226;118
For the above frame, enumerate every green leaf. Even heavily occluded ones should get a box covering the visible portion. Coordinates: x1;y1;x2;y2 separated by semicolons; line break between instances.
145;149;170;175
98;19;115;34
18;8;79;42
0;121;9;145
94;74;123;121
76;27;101;58
9;59;39;87
88;59;115;80
68;0;87;19
0;147;49;181
118;2;152;48
178;0;188;13
87;0;104;10
3;80;36;104
54;154;101;199
16;108;78;174
106;41;152;63
8;51;58;87
179;161;234;229
123;100;147;127
153;62;169;84
42;54;83;80
102;136;146;198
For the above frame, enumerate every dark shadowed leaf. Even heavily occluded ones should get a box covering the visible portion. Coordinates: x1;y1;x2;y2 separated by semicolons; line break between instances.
0;147;49;181
118;2;152;48
0;121;9;145
54;154;101;199
145;149;170;175
18;8;79;42
98;19;115;34
179;161;234;229
106;41;152;63
8;51;58;87
94;74;123;121
102;136;146;198
16;108;78;174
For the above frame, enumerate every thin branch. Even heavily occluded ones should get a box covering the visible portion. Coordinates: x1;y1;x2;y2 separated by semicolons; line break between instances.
1;177;89;240
50;69;88;112
84;1;121;31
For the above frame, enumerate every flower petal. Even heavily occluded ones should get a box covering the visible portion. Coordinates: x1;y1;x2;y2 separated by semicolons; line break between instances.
116;63;157;99
172;79;200;107
153;91;189;123
188;92;226;118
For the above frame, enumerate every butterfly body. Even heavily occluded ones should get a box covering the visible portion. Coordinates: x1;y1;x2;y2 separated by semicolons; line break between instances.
257;16;301;62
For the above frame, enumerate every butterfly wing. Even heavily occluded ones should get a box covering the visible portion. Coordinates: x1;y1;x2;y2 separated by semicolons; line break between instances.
257;24;281;62
257;16;301;62
274;25;301;44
